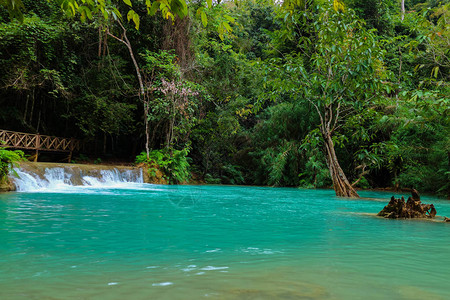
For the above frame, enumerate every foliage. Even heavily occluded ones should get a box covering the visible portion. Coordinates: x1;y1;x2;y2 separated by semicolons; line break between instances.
0;147;24;179
345;0;396;34
0;0;448;196
383;91;449;195
298;129;331;188
250;102;316;186
1;0;188;29
261;2;387;196
136;147;190;183
141;49;204;149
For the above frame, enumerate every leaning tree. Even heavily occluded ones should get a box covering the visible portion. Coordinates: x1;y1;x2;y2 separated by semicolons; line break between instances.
268;1;384;197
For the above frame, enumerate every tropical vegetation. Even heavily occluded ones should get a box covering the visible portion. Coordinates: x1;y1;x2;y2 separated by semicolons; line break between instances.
0;0;448;197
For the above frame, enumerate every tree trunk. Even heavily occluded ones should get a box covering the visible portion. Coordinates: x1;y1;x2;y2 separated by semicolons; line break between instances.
144;101;150;158
106;21;149;158
103;132;107;154
29;88;35;124
323;131;359;198
401;0;405;21
24;94;29;123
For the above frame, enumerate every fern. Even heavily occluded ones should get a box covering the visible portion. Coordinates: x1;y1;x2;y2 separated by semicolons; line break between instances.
0;148;25;180
135;147;191;184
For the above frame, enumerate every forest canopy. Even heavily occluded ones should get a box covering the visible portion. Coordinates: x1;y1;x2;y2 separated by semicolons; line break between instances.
0;0;448;196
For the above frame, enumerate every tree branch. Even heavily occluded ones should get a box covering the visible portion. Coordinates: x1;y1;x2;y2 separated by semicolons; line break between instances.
308;98;325;133
106;20;144;97
331;102;341;133
351;163;369;187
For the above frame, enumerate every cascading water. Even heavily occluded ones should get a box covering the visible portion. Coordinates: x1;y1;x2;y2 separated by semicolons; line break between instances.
10;162;143;192
82;169;142;187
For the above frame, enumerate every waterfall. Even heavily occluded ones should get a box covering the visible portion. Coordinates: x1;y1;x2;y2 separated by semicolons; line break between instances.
10;162;144;192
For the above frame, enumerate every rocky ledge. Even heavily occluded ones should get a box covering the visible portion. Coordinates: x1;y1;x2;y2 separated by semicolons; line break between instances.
0;177;15;192
378;189;437;219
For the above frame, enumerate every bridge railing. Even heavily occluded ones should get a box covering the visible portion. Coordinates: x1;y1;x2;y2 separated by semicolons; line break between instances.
0;129;81;161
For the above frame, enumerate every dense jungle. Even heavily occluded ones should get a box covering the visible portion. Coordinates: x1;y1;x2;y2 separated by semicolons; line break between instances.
0;0;449;197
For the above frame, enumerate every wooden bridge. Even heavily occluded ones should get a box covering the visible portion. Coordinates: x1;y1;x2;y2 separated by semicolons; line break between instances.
0;129;81;162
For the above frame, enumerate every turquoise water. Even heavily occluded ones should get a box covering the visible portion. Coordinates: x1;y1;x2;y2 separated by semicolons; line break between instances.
1;185;449;299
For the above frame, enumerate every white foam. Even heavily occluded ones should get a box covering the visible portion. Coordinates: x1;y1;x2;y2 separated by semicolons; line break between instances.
240;247;282;255
12;169;46;191
152;282;173;286
11;166;144;192
182;266;197;272
200;266;229;271
205;248;221;253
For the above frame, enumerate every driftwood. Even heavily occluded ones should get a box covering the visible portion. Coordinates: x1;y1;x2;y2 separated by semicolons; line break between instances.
378;189;437;219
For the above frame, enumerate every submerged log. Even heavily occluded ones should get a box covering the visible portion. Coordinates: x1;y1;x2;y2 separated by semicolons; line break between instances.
378;189;437;219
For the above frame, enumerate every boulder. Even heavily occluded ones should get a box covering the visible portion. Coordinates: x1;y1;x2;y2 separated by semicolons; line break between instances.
378;189;436;219
0;177;16;192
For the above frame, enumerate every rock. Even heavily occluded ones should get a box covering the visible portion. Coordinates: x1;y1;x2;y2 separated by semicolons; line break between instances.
0;177;16;192
378;190;437;219
428;204;437;218
138;163;168;185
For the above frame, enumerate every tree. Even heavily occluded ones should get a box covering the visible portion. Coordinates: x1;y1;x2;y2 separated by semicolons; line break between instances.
1;0;189;154
0;0;188;28
0;147;24;180
265;2;384;197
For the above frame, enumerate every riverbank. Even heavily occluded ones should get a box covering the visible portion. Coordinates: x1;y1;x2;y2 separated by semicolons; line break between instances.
3;161;447;198
0;177;14;192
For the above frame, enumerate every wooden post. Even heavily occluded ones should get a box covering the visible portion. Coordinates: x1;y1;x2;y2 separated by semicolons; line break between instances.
35;133;40;162
68;138;73;163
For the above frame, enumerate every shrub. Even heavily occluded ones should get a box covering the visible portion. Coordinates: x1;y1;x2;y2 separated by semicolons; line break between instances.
136;147;191;184
0;148;25;180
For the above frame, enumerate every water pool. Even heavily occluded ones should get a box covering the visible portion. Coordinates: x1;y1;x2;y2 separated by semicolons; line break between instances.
1;185;449;299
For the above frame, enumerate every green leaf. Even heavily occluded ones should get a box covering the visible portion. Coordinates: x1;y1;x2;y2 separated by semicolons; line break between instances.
432;66;439;78
100;7;108;20
224;15;235;23
133;12;140;30
112;7;122;20
218;23;224;41
201;11;207;27
82;6;93;19
127;9;134;22
150;1;159;15
207;0;212;8
223;21;232;33
68;2;76;16
123;0;132;7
